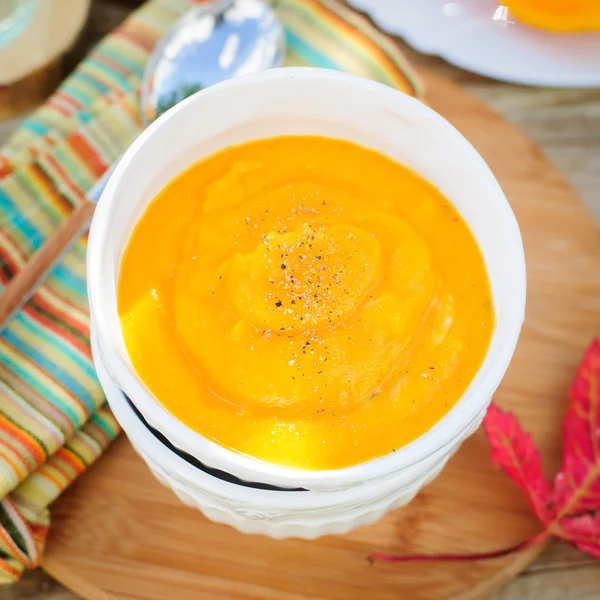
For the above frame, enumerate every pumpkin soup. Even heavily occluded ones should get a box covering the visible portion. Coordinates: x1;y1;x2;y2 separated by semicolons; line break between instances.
118;136;494;470
504;0;600;33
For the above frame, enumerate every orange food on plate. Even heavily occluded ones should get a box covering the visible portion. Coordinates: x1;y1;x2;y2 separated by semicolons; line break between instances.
504;0;600;33
118;136;494;469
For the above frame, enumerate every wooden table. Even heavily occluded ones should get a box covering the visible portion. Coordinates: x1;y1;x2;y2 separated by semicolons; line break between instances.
2;1;600;598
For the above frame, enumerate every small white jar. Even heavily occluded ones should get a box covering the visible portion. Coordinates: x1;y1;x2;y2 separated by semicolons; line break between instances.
87;68;526;536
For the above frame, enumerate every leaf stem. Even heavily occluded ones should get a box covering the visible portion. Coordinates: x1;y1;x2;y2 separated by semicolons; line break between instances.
368;532;547;564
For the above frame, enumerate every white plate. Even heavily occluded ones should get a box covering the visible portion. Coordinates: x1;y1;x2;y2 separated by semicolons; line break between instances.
348;0;600;87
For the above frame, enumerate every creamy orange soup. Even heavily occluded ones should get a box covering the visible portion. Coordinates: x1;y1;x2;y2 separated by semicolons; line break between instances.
118;136;494;469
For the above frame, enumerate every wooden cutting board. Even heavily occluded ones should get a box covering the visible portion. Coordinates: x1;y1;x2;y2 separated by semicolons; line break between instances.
41;71;600;600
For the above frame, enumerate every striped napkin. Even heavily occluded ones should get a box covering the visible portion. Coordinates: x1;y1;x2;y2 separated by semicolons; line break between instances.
0;0;421;583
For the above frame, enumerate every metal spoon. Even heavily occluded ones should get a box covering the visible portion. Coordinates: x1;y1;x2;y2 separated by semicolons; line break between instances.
0;0;285;329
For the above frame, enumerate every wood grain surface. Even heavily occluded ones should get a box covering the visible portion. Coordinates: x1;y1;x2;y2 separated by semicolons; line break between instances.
2;1;600;598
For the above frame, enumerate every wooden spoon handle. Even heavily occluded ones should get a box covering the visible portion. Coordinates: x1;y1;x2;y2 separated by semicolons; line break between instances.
0;200;97;327
0;157;118;330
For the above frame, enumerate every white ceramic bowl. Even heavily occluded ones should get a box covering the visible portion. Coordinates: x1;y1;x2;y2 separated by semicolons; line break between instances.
88;68;526;530
348;0;600;88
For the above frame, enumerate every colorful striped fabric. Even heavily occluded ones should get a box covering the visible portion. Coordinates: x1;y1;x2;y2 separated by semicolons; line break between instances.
0;0;421;584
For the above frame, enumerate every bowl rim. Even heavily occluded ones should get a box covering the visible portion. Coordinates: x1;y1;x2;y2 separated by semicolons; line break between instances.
87;67;526;490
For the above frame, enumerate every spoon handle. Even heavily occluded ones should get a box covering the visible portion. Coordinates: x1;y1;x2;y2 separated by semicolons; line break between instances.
0;162;116;330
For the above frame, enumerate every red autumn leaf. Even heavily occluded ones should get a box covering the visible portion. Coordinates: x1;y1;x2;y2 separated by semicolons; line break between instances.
554;338;600;515
483;403;554;523
559;513;600;558
550;338;600;555
369;338;600;564
474;339;600;559
480;339;600;558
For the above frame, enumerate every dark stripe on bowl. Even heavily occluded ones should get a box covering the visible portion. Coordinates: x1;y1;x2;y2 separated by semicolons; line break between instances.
123;393;306;492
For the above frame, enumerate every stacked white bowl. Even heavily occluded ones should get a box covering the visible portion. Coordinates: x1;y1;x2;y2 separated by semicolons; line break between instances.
87;68;526;539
